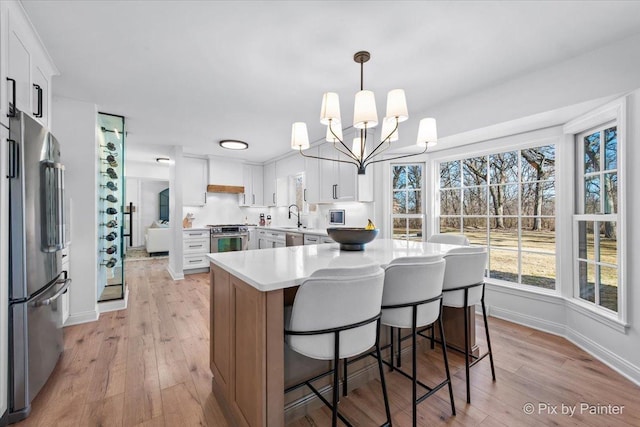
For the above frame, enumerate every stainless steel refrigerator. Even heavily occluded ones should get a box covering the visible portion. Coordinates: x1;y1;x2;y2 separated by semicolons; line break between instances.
7;110;71;423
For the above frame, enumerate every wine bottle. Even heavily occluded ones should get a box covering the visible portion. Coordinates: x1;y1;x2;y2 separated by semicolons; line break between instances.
103;232;117;241
101;194;118;203
106;168;118;179
106;207;118;215
101;220;118;228
102;245;117;254
106;181;118;191
102;258;117;268
105;142;117;151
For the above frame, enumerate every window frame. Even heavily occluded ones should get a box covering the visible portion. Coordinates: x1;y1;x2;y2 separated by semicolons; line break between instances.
431;134;560;294
564;97;627;326
390;163;425;241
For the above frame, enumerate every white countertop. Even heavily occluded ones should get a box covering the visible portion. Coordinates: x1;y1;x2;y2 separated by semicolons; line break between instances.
207;238;459;292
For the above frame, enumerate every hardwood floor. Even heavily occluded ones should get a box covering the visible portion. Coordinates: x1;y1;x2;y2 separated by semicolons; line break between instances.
16;258;640;426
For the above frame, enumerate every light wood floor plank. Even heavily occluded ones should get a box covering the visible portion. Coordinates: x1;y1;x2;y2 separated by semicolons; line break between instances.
15;258;640;427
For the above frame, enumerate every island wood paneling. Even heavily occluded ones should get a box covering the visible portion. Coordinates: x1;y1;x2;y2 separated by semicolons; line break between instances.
210;263;284;427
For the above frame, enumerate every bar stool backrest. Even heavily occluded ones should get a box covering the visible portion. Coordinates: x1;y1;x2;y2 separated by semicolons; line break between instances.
287;264;385;360
381;256;446;328
442;247;487;308
428;233;470;246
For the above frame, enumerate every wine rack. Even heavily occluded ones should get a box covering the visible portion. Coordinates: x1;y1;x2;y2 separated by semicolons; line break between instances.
97;112;126;302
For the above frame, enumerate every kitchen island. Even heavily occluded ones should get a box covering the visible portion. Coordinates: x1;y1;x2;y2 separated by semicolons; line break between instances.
207;238;476;427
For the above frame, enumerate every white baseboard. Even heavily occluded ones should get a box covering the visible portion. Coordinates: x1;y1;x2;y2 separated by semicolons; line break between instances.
489;305;566;337
488;304;640;386
565;326;640;386
98;288;129;313
64;308;99;327
167;265;184;281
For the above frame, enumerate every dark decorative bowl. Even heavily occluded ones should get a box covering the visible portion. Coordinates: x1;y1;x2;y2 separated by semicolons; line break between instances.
326;227;379;251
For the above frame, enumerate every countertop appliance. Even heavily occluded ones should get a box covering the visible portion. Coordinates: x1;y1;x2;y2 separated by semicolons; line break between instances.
7;110;72;423
208;224;249;253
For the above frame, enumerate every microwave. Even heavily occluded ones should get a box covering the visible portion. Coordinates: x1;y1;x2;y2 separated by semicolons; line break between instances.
329;209;345;225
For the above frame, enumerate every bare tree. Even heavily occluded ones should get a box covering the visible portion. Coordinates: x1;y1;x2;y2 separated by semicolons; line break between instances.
521;147;555;230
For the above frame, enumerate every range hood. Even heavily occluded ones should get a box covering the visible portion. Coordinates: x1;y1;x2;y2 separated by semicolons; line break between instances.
207;185;245;194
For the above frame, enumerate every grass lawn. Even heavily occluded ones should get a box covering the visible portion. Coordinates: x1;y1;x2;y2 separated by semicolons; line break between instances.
394;226;619;312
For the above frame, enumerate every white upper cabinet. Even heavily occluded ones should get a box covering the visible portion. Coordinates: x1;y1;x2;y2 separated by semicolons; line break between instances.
263;161;276;206
303;148;319;204
182;156;208;206
314;141;372;203
1;0;58;128
239;164;264;206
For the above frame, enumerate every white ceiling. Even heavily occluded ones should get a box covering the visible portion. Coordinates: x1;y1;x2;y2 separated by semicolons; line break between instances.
22;0;640;164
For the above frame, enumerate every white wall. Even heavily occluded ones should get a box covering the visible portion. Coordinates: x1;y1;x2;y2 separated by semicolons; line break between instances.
52;96;99;325
167;146;184;280
126;159;169;181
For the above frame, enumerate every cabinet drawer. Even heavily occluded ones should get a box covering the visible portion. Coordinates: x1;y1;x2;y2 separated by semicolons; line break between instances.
321;237;335;244
183;230;210;240
183;238;209;254
183;253;209;269
303;235;320;245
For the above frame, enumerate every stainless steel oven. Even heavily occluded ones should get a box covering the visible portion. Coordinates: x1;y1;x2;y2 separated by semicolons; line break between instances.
208;225;249;253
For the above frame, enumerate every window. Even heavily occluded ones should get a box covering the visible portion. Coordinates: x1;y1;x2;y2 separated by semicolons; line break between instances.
575;123;619;312
391;164;424;241
438;145;556;289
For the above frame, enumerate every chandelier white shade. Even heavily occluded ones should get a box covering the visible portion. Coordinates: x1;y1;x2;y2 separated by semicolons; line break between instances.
291;50;438;175
416;117;438;147
353;90;378;129
320;92;341;125
291;122;309;150
385;89;408;122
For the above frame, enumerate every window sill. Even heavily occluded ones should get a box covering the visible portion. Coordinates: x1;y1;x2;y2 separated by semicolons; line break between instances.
566;299;629;334
484;279;563;304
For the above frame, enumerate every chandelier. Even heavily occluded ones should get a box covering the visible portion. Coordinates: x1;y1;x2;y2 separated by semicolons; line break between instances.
290;50;438;175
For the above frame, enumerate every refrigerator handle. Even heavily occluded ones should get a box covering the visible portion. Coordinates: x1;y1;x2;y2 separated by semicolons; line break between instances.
7;139;18;179
57;166;66;248
33;84;43;118
30;277;71;308
6;77;16;117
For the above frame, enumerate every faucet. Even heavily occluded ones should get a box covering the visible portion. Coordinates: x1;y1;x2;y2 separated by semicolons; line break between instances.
288;204;302;228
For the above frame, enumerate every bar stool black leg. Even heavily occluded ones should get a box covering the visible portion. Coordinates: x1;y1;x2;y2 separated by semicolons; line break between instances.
343;357;348;397
375;320;392;426
333;331;340;427
481;291;496;381
389;326;395;371
463;289;471;404
430;324;435;349
438;315;456;415
411;306;418;427
397;327;402;368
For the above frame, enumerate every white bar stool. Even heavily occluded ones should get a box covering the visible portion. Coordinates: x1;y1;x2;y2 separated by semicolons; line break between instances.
442;246;495;404
372;256;456;427
284;264;392;427
427;233;470;246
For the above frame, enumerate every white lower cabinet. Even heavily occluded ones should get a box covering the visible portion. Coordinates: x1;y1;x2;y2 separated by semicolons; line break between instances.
304;234;334;245
183;229;210;273
257;229;285;248
303;234;320;245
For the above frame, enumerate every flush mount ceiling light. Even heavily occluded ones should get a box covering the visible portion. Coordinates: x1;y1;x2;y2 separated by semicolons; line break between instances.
156;157;171;164
291;50;438;175
219;139;249;150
